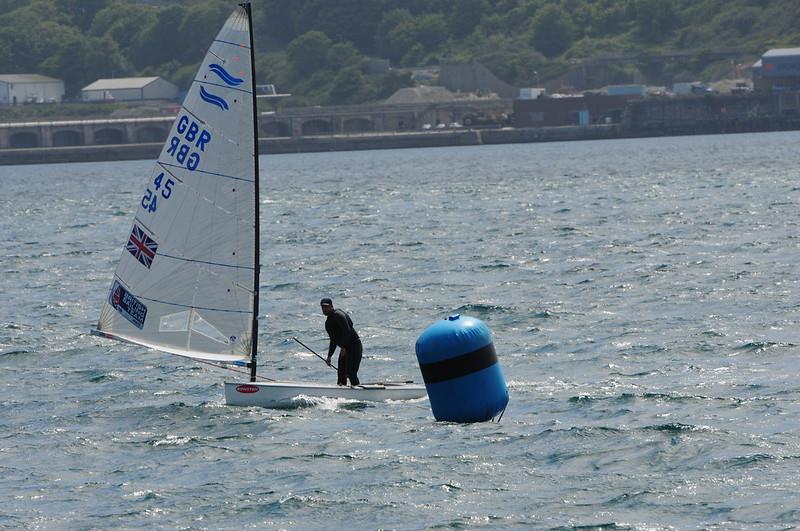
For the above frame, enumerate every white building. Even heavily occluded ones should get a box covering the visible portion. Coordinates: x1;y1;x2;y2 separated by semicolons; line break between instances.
0;74;65;105
81;77;179;102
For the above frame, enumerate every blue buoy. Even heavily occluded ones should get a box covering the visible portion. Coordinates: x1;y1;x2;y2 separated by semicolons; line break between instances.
415;314;509;422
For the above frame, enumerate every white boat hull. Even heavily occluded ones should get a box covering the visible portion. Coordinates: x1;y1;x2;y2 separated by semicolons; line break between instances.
225;380;427;408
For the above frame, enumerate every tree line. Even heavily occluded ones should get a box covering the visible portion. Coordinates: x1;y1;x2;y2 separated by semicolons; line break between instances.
0;0;797;106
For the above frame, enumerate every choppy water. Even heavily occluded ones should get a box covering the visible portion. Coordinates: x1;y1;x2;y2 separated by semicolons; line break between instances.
2;132;800;529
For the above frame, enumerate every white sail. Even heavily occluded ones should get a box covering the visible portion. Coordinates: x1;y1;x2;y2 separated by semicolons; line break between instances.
95;5;256;362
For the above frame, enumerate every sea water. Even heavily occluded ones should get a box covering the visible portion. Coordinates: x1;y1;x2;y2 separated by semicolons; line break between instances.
2;132;800;529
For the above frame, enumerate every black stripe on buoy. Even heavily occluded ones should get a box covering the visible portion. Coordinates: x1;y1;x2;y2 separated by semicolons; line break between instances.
419;343;498;384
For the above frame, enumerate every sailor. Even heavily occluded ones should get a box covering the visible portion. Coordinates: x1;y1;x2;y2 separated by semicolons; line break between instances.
320;298;362;386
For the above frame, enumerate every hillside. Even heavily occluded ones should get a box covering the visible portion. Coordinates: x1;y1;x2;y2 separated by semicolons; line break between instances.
0;0;798;107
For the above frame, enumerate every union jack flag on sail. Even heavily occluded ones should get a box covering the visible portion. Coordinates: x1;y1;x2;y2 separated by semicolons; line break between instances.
127;224;158;268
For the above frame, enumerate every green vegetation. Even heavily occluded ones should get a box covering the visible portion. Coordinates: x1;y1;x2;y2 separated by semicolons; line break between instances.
0;0;798;109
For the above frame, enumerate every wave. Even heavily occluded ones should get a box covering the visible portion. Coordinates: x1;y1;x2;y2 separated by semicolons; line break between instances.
81;370;119;383
257;394;372;411
643;422;709;433
735;341;796;353
550;524;629;531
601;490;653;507
479;263;511;270
0;348;32;357
536;426;624;438
454;303;515;315
267;282;302;291
150;434;196;447
568;392;737;406
608;369;657;377
615;344;667;356
533;419;712;438
0;515;22;526
359;276;390;283
555;226;578;233
720;453;780;468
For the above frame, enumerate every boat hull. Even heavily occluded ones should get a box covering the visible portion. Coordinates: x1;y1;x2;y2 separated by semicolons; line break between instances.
225;380;427;408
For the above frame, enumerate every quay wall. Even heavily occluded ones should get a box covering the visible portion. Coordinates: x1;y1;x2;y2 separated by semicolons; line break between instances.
3;91;800;166
0;126;626;166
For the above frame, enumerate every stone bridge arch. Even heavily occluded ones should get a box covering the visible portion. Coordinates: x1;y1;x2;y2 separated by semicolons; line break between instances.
9;131;40;148
94;127;126;145
52;129;82;147
262;120;290;137
135;126;167;143
343;117;373;133
301;119;332;135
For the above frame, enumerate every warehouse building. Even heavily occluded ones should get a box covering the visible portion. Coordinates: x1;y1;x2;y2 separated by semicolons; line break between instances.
0;74;64;105
513;94;637;128
81;77;179;102
752;48;800;92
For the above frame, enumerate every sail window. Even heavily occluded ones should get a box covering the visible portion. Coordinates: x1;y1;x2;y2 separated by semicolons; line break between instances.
160;310;190;332
191;312;231;344
159;310;231;345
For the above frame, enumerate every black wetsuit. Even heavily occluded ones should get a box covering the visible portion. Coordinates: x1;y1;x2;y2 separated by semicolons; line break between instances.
325;309;362;386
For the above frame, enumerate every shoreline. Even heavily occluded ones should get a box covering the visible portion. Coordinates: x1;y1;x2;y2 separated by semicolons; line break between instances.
0;122;797;166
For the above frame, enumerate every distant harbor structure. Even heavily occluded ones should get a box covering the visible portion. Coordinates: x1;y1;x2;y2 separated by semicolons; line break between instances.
81;77;179;102
0;98;509;151
3;51;800;164
752;47;800;92
0;74;64;105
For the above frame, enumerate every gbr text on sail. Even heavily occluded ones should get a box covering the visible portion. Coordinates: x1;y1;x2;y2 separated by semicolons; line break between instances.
166;115;212;171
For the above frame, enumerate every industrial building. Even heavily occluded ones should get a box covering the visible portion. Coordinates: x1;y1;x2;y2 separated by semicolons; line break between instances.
513;94;637;128
0;74;64;105
752;48;800;91
81;77;179;102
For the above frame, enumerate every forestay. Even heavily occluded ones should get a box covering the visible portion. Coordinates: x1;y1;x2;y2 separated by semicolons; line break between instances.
95;6;257;363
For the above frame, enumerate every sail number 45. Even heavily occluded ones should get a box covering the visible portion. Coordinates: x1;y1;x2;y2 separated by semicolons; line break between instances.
141;172;175;213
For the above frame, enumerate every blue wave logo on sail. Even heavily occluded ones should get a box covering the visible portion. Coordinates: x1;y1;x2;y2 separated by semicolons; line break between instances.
209;63;243;86
199;86;229;111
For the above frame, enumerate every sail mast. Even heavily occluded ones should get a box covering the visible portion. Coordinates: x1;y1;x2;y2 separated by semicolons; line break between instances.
243;1;260;382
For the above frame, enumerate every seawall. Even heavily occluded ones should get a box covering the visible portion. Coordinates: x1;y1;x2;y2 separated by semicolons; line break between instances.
0;126;625;166
3;118;800;166
4;90;800;166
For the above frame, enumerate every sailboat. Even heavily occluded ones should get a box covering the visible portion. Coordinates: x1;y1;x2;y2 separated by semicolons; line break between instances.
91;3;426;408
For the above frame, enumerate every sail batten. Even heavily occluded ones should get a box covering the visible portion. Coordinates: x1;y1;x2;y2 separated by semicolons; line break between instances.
214;41;250;48
95;4;256;364
133;297;251;314
157;163;256;182
195;80;252;95
157;253;256;270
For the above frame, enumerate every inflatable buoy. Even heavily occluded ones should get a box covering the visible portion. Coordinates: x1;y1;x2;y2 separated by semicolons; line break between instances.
415;314;508;422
